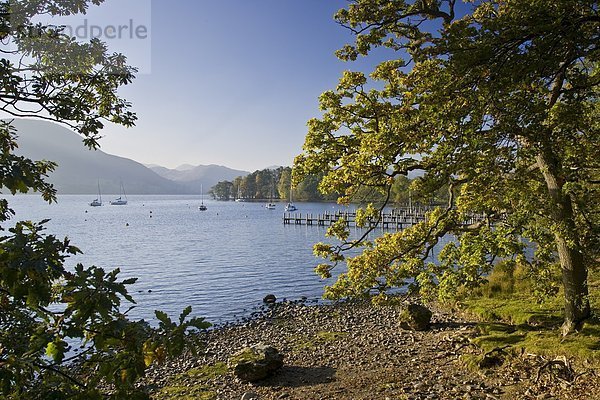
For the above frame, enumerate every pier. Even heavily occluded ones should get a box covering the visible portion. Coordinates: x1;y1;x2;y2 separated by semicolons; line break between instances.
283;207;432;230
283;206;486;230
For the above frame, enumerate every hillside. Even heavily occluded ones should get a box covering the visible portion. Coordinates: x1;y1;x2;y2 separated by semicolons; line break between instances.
10;119;187;195
149;164;250;193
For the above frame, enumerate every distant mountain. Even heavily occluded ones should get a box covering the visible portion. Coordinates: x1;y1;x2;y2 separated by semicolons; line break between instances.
149;164;250;192
10;119;187;195
143;163;162;169
175;164;196;171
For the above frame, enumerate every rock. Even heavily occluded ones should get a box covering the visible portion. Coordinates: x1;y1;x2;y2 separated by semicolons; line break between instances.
263;294;277;304
241;392;259;400
229;343;284;382
400;303;433;331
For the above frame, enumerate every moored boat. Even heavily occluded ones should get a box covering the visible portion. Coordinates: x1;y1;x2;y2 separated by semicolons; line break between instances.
110;181;128;205
199;184;207;211
284;187;297;212
90;180;102;206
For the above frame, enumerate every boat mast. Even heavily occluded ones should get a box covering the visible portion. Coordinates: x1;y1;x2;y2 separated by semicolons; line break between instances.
122;181;127;201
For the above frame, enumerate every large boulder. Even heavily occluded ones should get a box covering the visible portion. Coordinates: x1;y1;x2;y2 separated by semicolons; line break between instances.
400;303;433;331
229;344;284;382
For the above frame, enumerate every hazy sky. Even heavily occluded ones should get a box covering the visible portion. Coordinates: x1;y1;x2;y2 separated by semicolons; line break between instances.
67;0;381;171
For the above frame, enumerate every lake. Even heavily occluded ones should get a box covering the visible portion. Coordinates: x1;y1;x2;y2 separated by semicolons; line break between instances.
6;195;375;324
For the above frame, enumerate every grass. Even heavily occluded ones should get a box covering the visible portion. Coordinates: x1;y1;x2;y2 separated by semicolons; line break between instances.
228;348;262;365
457;263;600;369
462;295;564;326
154;362;228;400
292;330;349;351
316;331;349;341
158;386;216;400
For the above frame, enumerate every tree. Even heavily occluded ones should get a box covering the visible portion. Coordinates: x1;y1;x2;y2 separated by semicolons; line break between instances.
391;176;411;205
294;173;323;202
210;180;234;200
232;176;244;199
295;0;599;335
0;2;208;398
277;167;292;201
244;172;257;199
254;170;270;199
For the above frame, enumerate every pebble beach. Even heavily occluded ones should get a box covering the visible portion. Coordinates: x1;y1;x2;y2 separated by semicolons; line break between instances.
144;300;600;400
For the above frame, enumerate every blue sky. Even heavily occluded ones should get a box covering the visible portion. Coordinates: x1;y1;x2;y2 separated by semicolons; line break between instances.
87;0;378;171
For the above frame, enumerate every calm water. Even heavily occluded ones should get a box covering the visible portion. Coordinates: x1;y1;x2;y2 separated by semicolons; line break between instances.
7;195;370;324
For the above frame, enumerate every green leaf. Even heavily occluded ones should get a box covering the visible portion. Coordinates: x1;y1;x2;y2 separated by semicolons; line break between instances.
179;305;192;324
188;318;212;330
155;310;172;327
45;340;66;363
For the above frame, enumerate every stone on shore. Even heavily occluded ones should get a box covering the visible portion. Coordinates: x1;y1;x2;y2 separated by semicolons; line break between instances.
400;303;433;331
229;343;283;382
263;294;277;304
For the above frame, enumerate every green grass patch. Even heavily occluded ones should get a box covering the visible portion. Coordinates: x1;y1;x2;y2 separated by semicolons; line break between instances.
228;348;262;365
462;295;563;326
457;264;600;368
185;363;228;379
316;331;349;341
472;331;527;351
292;331;349;351
157;385;216;400
468;321;600;365
154;362;227;400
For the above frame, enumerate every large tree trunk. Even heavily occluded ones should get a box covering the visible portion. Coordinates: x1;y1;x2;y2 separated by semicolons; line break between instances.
536;153;590;335
556;230;590;335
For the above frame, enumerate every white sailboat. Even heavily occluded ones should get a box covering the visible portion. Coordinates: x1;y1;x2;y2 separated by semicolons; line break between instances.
90;181;102;207
285;187;297;212
199;184;207;211
265;181;276;210
110;181;128;205
235;186;244;202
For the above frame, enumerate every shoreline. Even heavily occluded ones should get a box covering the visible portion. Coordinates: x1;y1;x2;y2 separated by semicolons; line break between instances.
143;299;599;399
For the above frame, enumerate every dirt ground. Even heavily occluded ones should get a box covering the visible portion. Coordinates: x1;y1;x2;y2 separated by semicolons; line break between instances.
146;300;600;400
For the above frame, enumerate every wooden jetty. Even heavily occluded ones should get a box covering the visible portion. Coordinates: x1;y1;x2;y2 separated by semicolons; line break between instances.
283;206;485;230
283;207;432;230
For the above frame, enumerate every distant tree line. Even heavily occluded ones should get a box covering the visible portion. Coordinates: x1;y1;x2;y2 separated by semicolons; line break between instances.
208;167;334;202
209;167;449;205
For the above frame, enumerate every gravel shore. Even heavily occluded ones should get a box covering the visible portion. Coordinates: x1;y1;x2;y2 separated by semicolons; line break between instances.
144;299;599;400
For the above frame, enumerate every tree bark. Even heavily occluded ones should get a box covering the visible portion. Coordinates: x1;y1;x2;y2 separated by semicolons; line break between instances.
536;152;590;335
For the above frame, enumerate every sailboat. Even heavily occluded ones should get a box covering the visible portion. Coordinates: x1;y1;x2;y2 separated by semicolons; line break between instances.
235;186;244;202
198;184;207;211
265;181;276;210
90;181;102;207
284;186;297;212
110;181;128;205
